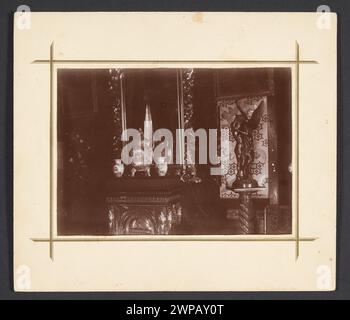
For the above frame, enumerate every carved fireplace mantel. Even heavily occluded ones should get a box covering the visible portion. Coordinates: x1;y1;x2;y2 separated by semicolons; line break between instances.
106;177;183;235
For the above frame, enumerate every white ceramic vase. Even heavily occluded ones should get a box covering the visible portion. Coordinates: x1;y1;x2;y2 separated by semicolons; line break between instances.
113;159;124;178
156;157;168;177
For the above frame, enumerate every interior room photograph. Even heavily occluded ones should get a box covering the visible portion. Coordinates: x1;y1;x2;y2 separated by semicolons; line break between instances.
57;67;292;236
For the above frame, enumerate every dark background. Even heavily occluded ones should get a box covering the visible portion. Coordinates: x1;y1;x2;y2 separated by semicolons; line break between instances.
0;0;349;300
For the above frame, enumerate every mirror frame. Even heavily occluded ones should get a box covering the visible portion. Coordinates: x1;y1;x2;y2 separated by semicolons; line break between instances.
110;68;198;181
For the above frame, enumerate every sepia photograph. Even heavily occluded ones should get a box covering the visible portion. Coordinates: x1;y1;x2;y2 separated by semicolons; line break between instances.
57;68;292;236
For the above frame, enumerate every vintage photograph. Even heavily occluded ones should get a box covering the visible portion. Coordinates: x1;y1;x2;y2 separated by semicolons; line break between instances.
57;68;292;236
13;11;337;292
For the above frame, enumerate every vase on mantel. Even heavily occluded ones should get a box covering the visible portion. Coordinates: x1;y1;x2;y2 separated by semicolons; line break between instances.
156;157;168;177
113;159;124;178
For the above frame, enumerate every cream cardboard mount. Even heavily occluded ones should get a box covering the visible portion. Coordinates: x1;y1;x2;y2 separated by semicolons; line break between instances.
13;12;337;291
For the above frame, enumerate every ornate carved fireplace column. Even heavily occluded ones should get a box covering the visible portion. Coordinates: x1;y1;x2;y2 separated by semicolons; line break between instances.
108;68;126;159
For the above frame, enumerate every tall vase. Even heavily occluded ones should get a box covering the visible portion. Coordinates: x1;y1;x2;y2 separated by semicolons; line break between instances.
143;104;153;165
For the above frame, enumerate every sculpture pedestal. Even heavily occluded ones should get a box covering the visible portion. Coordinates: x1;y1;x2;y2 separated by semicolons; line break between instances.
233;187;265;234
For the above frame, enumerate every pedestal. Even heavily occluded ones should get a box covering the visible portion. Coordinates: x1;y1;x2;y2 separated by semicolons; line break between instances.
233;187;265;234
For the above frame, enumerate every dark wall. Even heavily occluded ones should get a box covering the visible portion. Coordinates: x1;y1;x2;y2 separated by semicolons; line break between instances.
193;69;218;130
216;68;273;98
57;69;114;234
274;68;292;206
191;69;226;223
